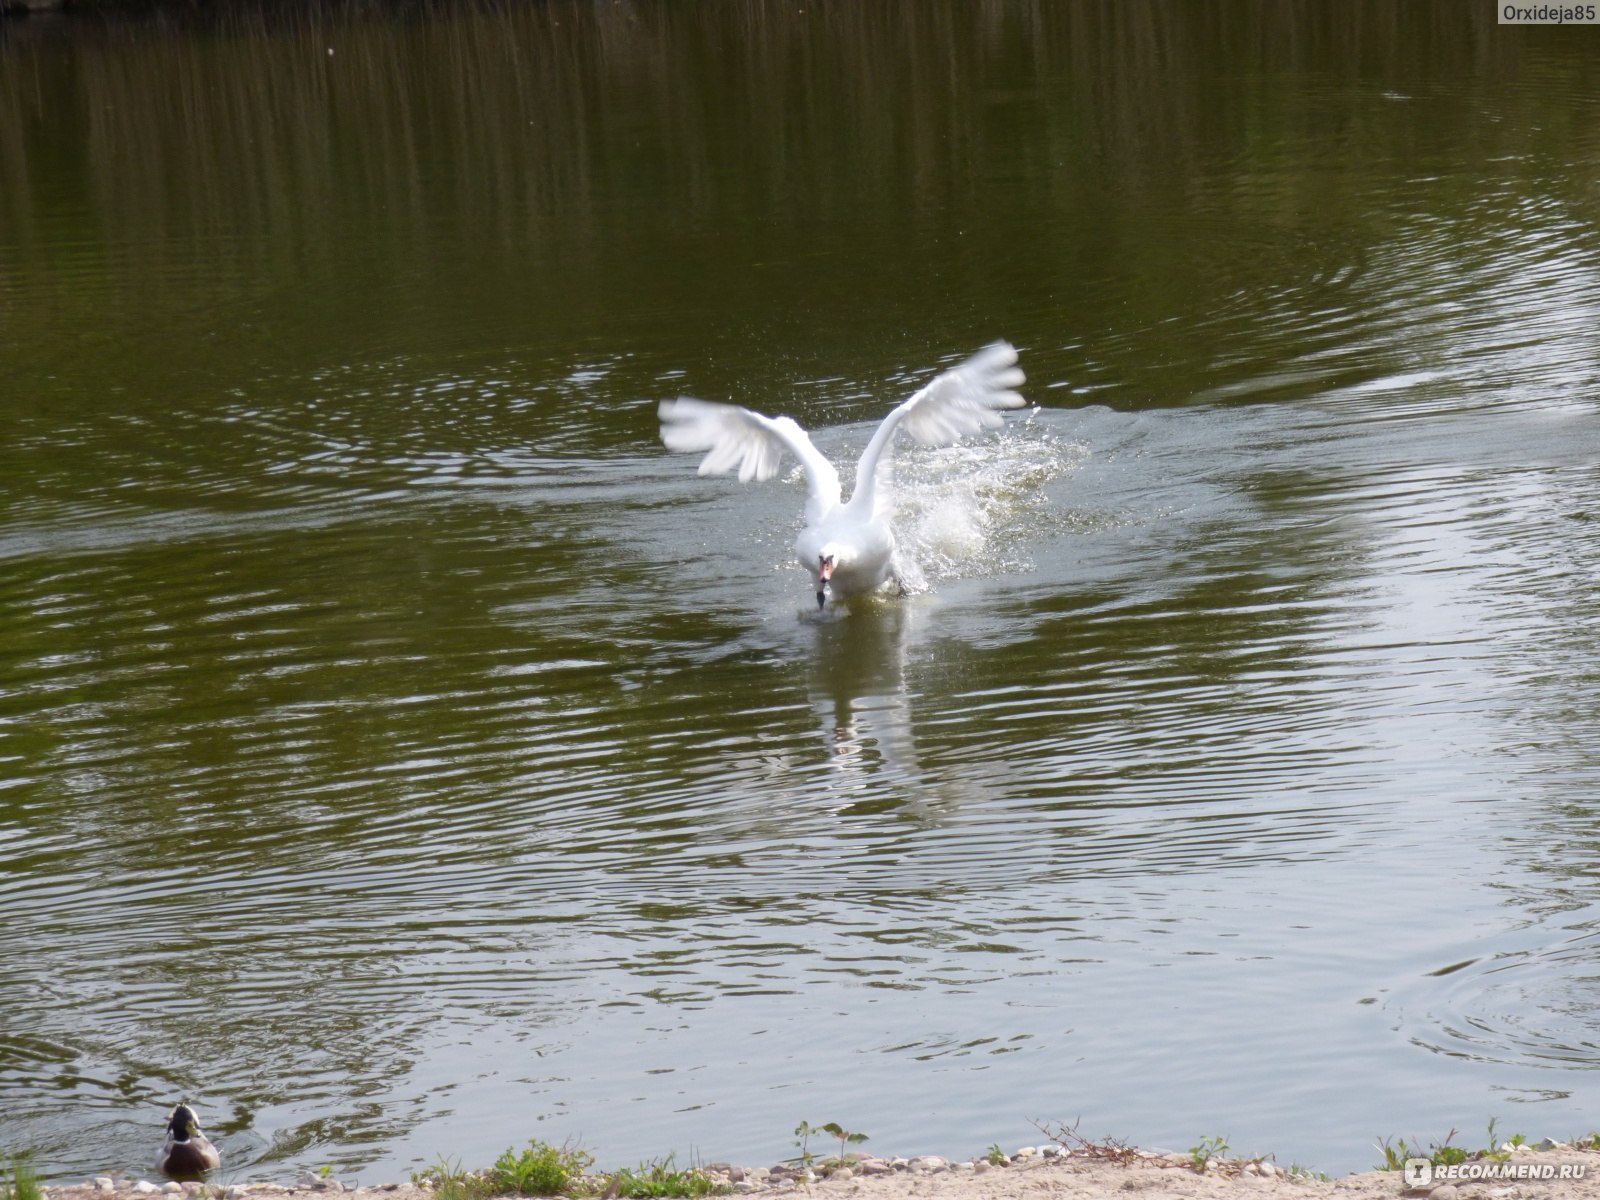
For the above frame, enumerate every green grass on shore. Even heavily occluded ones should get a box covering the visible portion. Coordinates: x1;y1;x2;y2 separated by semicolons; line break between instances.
1;1155;42;1200
1372;1121;1600;1173
411;1141;722;1200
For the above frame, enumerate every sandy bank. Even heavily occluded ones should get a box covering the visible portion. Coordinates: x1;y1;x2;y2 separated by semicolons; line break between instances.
40;1144;1600;1200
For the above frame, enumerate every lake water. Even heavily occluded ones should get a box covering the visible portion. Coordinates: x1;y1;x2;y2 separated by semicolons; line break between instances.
3;0;1600;1182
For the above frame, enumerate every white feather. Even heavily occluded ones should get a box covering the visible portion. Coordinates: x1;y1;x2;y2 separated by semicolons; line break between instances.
658;398;842;524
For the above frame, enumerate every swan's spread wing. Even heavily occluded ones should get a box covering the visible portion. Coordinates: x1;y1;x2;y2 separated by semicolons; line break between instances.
659;398;786;481
848;341;1026;514
659;398;842;522
896;340;1027;445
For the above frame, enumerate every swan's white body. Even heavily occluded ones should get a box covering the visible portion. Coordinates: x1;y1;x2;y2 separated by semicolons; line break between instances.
659;342;1026;608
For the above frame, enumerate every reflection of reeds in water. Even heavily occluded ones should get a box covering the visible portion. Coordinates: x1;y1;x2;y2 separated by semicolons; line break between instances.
0;2;1541;234
0;0;1586;341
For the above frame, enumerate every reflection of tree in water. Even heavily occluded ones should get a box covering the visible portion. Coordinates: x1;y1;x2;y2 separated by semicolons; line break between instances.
1;0;1582;402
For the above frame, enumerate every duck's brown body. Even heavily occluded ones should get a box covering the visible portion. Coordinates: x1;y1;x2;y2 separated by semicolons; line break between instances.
157;1104;221;1178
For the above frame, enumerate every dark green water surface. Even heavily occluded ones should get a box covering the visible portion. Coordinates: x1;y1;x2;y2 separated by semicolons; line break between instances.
3;0;1600;1180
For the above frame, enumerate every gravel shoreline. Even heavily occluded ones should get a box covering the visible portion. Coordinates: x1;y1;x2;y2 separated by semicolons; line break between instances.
37;1142;1600;1200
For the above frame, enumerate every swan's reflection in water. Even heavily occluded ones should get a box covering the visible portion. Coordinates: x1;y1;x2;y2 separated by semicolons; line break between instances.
804;598;947;816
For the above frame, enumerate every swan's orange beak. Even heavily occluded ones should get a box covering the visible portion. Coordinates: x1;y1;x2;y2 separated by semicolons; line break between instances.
816;555;833;610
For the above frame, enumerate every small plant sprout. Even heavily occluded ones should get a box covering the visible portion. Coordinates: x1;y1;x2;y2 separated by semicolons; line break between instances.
1187;1135;1229;1173
790;1122;817;1170
1484;1117;1527;1156
608;1155;721;1199
490;1140;595;1196
818;1123;867;1166
985;1143;1006;1166
1286;1163;1331;1182
411;1157;488;1200
1374;1126;1529;1172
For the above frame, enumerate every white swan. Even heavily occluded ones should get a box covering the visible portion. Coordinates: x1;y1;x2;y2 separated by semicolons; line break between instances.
659;342;1026;609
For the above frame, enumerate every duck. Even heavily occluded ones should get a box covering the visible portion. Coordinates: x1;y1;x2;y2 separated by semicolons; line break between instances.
156;1103;222;1177
659;341;1025;609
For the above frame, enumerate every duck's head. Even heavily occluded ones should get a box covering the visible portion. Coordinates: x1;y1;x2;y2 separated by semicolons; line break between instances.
815;553;835;610
166;1104;201;1141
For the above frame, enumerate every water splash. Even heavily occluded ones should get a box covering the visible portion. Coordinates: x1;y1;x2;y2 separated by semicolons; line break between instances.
887;413;1082;592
